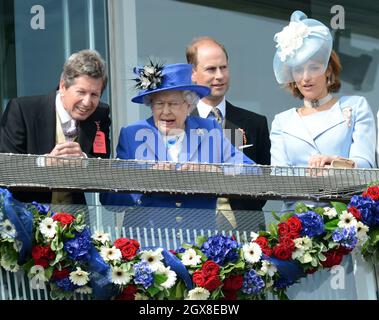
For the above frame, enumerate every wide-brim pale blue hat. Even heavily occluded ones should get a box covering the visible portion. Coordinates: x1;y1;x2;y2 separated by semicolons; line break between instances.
273;10;333;84
131;63;210;104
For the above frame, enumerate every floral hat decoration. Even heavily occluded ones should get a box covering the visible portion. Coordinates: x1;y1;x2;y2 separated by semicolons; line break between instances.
273;10;333;84
131;62;210;104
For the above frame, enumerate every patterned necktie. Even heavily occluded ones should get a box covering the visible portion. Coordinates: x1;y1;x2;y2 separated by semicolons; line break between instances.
63;121;78;141
210;107;223;125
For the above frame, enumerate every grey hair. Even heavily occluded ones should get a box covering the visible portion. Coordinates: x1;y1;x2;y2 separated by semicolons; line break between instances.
144;90;200;113
60;49;108;92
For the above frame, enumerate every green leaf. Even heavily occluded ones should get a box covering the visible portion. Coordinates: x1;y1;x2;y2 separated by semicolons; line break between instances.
324;219;339;231
147;285;160;297
154;273;168;286
268;223;278;237
330;202;347;214
279;212;294;222
368;228;379;245
196;236;207;248
271;211;281;221
294;202;309;213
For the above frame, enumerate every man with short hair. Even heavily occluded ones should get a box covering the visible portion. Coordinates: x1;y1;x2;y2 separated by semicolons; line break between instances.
186;36;270;213
0;49;111;204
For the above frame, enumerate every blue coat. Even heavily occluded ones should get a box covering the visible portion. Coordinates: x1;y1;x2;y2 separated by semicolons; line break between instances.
101;116;254;209
270;96;376;168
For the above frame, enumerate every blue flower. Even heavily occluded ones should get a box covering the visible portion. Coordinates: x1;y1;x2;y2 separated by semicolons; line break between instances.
201;235;239;266
332;227;358;250
31;201;50;215
349;195;377;227
274;276;295;289
241;270;265;295
134;260;154;289
64;228;92;261
54;277;78;292
295;211;324;238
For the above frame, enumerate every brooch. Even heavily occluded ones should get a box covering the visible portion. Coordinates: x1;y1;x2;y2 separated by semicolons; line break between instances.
238;128;248;145
196;128;205;136
342;107;352;127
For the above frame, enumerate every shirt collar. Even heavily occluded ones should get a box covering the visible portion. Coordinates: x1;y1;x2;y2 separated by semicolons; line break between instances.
55;92;73;125
197;97;226;119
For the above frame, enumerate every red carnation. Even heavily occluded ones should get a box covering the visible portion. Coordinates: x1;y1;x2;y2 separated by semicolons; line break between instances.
273;244;292;260
223;274;243;291
52;212;75;225
287;216;302;233
348;206;362;221
115;284;138;300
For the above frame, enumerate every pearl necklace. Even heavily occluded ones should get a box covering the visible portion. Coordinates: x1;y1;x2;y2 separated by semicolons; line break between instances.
304;93;333;108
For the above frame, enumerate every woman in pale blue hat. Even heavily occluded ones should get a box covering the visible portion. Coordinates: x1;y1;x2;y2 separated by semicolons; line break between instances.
270;11;376;300
100;62;254;230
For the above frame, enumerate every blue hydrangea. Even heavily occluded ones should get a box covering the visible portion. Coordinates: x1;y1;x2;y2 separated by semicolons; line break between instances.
349;195;378;227
201;235;239;266
241;270;265;295
31;201;50;215
54;277;78;292
332;226;358;250
295;211;324;238
64;228;92;261
134;261;154;289
274;276;295;289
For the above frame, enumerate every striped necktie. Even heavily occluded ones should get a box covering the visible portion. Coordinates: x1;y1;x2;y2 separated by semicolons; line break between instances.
210;107;223;125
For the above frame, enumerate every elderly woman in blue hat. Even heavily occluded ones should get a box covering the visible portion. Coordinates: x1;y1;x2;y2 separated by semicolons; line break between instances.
271;10;375;171
100;62;254;227
270;11;376;300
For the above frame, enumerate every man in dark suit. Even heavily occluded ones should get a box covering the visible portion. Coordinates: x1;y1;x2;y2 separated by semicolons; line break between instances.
0;49;111;204
186;37;270;214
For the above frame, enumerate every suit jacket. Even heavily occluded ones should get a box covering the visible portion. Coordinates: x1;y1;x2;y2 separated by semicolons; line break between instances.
270;95;376;168
0;91;111;204
192;101;271;210
100;115;253;209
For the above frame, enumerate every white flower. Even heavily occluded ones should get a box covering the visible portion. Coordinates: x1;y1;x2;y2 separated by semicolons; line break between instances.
100;246;122;262
143;65;156;75
29;265;47;289
338;211;357;229
274;21;310;62
242;242;262;264
111;266;131;285
140;248;164;272
250;231;259;241
181;248;202;266
39;217;57;239
356;222;369;242
291;246;305;260
260;260;277;277
92;231;110;244
13;240;23;253
294;236;312;250
75;286;93;295
69;267;90;286
0;219;16;239
0;256;19;272
186;287;210;300
323;207;338;218
157;265;177;289
135;293;149;300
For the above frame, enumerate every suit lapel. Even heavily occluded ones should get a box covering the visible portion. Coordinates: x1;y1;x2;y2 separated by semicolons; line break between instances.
78;119;97;155
36;92;56;154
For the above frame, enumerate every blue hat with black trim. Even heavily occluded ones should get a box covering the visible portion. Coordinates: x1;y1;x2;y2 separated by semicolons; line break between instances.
131;63;210;104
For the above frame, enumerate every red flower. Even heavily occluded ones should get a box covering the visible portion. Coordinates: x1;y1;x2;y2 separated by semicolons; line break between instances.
115;284;138;300
278;222;290;236
363;186;379;201
52;212;75;225
223;274;243;291
204;275;223;292
305;268;317;274
114;238;140;260
287;216;302;233
348;206;362;221
273;244;292;260
321;249;344;268
279;236;295;251
32;245;55;267
223;290;238;300
202;261;220;276
255;236;269;248
193;270;205;287
261;246;273;257
52;268;71;280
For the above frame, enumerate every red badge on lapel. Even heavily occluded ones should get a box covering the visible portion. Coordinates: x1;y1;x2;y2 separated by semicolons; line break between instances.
93;121;106;154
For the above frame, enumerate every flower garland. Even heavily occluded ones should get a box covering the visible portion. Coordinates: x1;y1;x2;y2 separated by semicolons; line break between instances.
1;186;378;300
